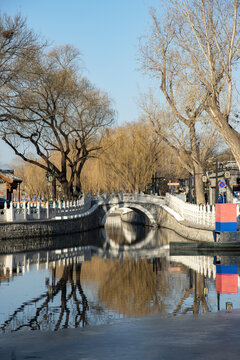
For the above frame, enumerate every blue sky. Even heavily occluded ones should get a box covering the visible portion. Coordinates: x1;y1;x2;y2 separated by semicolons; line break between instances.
0;0;161;166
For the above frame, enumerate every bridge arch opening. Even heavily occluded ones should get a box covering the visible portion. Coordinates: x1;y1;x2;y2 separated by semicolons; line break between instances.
103;205;157;247
101;203;156;228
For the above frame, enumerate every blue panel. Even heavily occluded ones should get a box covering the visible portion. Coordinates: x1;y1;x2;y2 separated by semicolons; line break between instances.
215;222;237;232
216;265;238;274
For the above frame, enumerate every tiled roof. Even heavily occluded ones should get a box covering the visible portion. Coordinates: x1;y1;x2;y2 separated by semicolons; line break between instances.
0;169;22;183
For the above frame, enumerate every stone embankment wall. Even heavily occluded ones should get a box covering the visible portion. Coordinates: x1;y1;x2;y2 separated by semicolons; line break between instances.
119;203;214;242
156;206;214;242
0;205;103;240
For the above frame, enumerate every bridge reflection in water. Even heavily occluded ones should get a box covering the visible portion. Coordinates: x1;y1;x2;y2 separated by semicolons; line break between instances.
0;215;240;333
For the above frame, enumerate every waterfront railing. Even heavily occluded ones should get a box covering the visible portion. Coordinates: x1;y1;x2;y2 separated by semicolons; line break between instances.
0;195;92;222
165;193;216;228
0;192;239;228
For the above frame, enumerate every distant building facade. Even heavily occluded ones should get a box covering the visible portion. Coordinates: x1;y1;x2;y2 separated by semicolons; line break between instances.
207;161;240;205
181;161;240;205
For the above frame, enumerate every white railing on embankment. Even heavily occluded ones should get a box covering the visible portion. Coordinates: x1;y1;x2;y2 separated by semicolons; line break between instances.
165;193;240;228
0;195;92;222
165;193;216;228
1;191;239;227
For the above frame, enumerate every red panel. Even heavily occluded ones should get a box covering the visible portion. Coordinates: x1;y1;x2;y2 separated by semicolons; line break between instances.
216;274;238;294
215;204;237;223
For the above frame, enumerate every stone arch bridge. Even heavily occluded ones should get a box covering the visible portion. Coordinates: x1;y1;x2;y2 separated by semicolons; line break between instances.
91;192;166;228
0;192;214;241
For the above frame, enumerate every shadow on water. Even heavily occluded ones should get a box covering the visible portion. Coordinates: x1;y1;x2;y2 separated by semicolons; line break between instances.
1;217;240;333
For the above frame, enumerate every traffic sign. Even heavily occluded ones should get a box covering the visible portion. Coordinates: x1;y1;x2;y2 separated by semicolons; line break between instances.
224;171;230;179
219;181;226;188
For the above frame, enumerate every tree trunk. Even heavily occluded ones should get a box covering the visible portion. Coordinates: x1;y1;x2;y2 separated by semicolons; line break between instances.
75;176;82;198
61;180;71;200
207;108;240;169
189;123;206;205
218;125;240;169
194;163;206;205
75;158;86;198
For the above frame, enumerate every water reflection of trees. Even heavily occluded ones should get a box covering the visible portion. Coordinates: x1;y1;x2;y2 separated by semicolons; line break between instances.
82;256;212;318
1;254;213;333
1;264;89;333
100;259;162;316
173;270;210;315
82;257;172;317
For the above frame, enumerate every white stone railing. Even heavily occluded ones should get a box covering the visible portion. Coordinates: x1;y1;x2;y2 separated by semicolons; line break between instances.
0;195;92;222
122;192;165;203
165;193;216;228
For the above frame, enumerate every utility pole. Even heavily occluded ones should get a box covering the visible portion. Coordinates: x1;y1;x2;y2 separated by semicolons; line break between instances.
188;173;192;203
52;177;56;201
193;168;196;204
215;160;219;204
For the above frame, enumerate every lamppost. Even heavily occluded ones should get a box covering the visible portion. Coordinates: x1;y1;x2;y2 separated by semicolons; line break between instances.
46;172;56;201
52;176;56;201
22;189;25;201
152;174;156;193
56;184;62;200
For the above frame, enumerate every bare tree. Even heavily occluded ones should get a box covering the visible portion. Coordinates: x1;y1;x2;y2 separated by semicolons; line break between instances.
141;1;240;171
139;12;209;203
140;93;222;203
0;45;115;199
0;13;42;89
99;121;164;193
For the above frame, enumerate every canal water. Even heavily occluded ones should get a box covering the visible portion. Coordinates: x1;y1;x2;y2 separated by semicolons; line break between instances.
0;216;240;333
